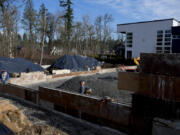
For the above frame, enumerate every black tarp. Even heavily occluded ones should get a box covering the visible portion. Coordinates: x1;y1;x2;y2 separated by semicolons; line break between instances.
0;123;14;135
49;55;101;71
0;57;44;73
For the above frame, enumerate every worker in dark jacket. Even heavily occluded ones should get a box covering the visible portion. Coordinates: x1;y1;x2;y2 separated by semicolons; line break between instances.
0;70;9;85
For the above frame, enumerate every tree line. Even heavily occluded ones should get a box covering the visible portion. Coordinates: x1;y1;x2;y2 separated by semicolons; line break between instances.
0;0;123;64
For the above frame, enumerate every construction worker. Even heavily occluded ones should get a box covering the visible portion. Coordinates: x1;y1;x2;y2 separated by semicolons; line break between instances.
0;70;9;85
80;81;92;95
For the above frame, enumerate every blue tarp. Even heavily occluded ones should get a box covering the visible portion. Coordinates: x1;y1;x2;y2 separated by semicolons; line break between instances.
50;55;101;71
0;123;14;135
0;57;44;73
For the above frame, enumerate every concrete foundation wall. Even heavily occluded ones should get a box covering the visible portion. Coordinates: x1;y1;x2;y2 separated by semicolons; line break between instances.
0;84;38;104
39;87;131;130
0;82;131;132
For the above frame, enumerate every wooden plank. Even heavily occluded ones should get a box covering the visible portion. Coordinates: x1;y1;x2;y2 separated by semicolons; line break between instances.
118;72;180;101
52;70;99;78
118;72;139;92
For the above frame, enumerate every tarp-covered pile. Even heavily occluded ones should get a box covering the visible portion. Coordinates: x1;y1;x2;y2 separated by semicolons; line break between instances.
49;55;101;71
0;57;44;73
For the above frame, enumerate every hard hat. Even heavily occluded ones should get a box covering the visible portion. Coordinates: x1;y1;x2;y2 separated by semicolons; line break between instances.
1;70;6;73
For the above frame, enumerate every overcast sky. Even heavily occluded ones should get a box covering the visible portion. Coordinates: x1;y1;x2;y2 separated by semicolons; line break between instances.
21;0;179;34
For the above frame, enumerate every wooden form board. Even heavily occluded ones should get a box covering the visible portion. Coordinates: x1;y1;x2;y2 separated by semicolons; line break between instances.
0;84;38;103
118;72;139;92
118;72;180;101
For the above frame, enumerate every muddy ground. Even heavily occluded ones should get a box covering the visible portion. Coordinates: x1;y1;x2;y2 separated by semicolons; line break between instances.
0;96;127;135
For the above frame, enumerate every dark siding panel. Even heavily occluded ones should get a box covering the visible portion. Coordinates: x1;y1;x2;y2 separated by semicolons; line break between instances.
172;39;180;53
172;26;180;35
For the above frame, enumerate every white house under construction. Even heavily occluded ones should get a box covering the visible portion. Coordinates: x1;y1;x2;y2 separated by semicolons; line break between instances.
117;18;180;59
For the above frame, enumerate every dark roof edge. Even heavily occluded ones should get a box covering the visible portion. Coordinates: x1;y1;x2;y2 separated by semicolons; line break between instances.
117;18;178;26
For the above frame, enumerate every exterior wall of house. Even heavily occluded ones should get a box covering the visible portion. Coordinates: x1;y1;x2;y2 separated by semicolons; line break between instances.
173;20;180;27
117;19;179;58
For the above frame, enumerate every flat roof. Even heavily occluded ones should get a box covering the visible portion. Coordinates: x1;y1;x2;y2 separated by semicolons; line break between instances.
117;18;179;26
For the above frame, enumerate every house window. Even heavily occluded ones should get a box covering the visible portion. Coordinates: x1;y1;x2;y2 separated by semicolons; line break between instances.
156;29;172;53
165;30;171;33
127;51;132;59
165;38;171;42
126;32;133;48
156;30;163;49
157;38;163;42
157;42;162;46
164;29;172;54
156;47;162;50
157;30;163;34
165;42;171;46
156;51;163;53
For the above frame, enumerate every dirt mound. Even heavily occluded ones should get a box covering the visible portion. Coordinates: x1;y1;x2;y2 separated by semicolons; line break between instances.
0;100;67;135
58;74;131;103
18;124;67;135
0;100;32;134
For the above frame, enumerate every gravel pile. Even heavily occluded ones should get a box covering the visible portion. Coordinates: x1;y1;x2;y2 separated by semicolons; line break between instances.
58;72;132;104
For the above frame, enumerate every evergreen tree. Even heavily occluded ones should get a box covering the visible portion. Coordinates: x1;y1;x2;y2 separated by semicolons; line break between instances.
38;3;47;65
46;12;56;46
59;0;73;40
22;0;37;42
23;33;28;41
